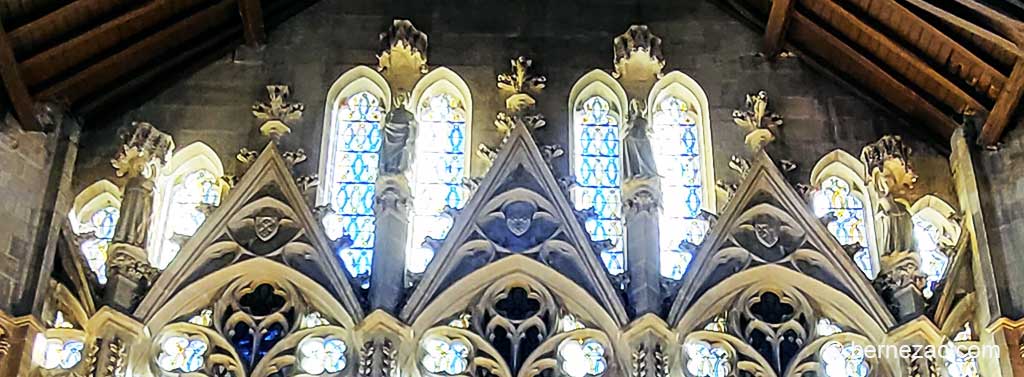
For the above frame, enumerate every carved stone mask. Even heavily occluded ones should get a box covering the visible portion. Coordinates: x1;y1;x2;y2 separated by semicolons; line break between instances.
503;201;537;237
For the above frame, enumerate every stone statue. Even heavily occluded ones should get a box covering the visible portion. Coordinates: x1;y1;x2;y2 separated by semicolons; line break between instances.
380;94;416;175
622;99;658;180
872;169;916;256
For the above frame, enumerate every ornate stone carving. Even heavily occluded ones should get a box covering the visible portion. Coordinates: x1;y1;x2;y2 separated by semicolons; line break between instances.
623;99;658;181
380;95;415;175
252;85;304;139
862;136;918;257
623;180;661;216
497;56;546;112
732;91;784;151
375;176;412;214
108;253;159;282
111;121;173;179
730;155;752;178
378;19;428;82
282;148;307;167
874;251;927;322
295;174;319;194
613;25;665;80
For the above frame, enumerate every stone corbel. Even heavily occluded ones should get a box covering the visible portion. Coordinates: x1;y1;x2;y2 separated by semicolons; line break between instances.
378;20;428;92
622;178;661;217
613;25;665;83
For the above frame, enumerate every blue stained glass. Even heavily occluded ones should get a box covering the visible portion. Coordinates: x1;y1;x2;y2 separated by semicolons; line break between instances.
408;93;468;273
574;96;625;274
323;92;383;281
653;97;709;280
813;176;873;277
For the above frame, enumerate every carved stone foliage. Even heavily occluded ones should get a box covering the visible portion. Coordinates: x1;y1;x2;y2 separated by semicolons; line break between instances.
252;85;304;139
732;91;784;152
378;19;428;90
420;275;617;377
613;25;664;81
146;278;354;377
497;56;547;112
111;121;174;179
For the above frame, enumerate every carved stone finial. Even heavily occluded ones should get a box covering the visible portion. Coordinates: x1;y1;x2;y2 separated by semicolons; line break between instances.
732;91;784;151
498;56;546;112
111;121;174;178
252;85;304;140
378;19;429;78
861;135;917;197
613;25;665;81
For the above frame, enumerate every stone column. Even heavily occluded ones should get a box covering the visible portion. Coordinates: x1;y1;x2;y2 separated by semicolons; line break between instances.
623;179;661;316
105;122;173;311
369;103;415;312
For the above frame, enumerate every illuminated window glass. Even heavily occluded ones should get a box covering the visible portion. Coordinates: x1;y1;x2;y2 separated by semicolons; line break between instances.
653;96;708;280
322;91;383;280
820;341;869;377
813;176;872;277
79;206;119;284
913;216;950;298
154;169;221;269
573;96;624;274
408;93;468;273
685;341;731;377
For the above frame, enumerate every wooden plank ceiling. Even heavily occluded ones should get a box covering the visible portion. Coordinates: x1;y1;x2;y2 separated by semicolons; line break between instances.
0;0;313;131
721;0;1024;145
0;0;1021;145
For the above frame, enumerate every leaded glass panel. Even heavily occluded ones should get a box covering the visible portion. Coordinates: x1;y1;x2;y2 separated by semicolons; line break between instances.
573;96;624;274
913;216;950;298
813;176;873;276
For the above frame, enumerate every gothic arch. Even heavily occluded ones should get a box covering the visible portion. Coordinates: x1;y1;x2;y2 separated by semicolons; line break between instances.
69;180;122;284
810;149;880;277
568;69;628;128
70;179;121;231
409;66;473;132
910;194;961;242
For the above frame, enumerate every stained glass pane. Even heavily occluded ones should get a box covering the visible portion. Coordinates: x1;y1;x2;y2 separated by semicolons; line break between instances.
685;341;731;377
820;341;869;377
813;176;873;277
408;93;468;273
573;96;625;274
155;169;221;269
653;97;709;280
944;344;979;377
558;338;608;377
913;216;950;298
323;92;383;281
79;206;119;284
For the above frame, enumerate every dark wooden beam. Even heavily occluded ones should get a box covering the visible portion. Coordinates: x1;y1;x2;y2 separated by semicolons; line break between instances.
7;0;136;58
763;0;795;57
238;0;266;47
39;0;238;104
0;20;39;131
789;11;958;139
20;0;209;88
980;60;1024;145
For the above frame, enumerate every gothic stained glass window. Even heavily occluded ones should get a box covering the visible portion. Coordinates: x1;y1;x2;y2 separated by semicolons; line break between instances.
913;216;950;298
408;93;468;273
813;176;873;277
153;169;222;269
79;206;119;284
653;96;708;280
819;341;869;377
573;96;625;274
322;91;383;280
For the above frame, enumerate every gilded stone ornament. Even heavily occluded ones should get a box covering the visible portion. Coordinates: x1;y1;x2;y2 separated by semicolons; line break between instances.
252;85;304;139
282;148;308;167
732;91;784;151
378;19;428;90
111;122;173;179
729;155;751;178
497;56;547;112
613;25;665;81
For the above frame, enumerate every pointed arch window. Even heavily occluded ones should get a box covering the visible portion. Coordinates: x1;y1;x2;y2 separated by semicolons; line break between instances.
910;196;960;298
149;143;225;269
70;180;122;284
651;87;712;279
408;91;469;273
322;91;383;279
813;176;873;276
573;95;624;274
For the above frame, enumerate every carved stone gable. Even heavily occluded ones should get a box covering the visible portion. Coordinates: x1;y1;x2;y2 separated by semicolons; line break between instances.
135;143;363;322
401;125;629;325
668;151;894;329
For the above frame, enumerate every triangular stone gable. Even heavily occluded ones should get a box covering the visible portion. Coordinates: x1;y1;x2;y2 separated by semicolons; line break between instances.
400;125;629;325
667;151;895;329
135;143;363;321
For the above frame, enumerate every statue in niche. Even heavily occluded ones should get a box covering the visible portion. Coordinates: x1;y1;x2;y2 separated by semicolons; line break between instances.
622;99;659;180
381;93;416;175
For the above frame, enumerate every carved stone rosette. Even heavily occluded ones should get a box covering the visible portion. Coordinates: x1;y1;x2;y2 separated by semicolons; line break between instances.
252;85;304;140
613;25;665;81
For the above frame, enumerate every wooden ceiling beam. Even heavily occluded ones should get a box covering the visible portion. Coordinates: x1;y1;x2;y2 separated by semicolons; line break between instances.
39;0;237;104
0;20;40;131
7;0;136;58
19;0;210;88
980;60;1024;145
788;10;957;139
903;0;1023;66
800;0;986;114
237;0;266;47
763;0;795;57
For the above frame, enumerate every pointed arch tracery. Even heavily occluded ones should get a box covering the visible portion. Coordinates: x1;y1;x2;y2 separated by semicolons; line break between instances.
910;195;961;298
69;180;122;284
810;150;877;278
148;142;226;270
407;67;473;274
568;70;629;275
648;71;715;280
319;66;391;280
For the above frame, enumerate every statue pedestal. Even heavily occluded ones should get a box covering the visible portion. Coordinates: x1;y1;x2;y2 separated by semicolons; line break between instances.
874;251;926;323
104;244;157;312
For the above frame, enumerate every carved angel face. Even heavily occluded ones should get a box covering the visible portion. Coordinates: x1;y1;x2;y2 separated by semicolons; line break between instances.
503;201;537;236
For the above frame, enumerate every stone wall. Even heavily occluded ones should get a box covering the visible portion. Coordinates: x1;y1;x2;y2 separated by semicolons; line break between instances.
976;123;1024;319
